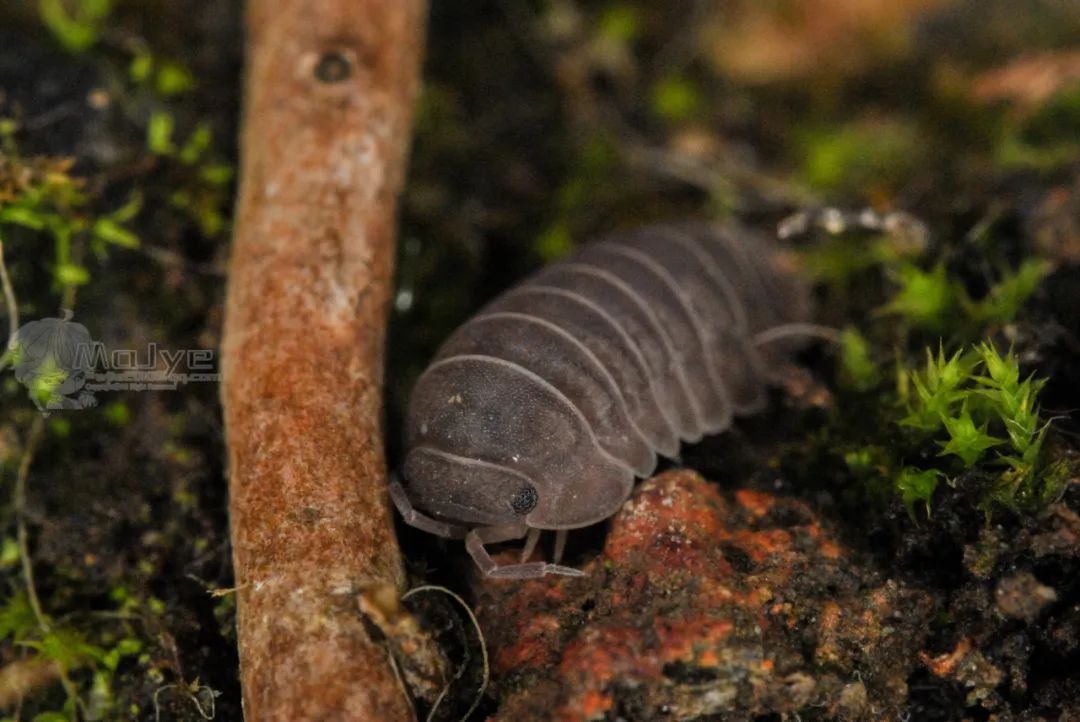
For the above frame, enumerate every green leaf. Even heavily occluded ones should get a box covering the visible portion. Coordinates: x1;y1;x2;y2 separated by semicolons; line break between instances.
24;627;106;670
971;259;1052;323
54;262;90;287
26;356;69;407
31;712;70;722
597;5;640;42
155;61;196;96
49;418;71;438
651;75;702;123
102;637;142;671
896;467;943;519
974;342;1019;390
838;327;879;390
0;539;19;569
938;408;1002;467
147;111;176;155
178;123;213;165
0;593;37;641
128;51;153;83
796;237;881;283
199;163;234;186
87;669;115;719
108;191;143;223
881;263;955;329
91;218;139;249
899;346;974;432
535;224;573;262
102;400;131;426
39;0;113;52
799;118;920;192
0;204;49;230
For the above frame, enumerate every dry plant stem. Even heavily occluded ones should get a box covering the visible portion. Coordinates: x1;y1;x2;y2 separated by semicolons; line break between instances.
0;240;83;712
0;237;17;347
15;417;46;630
5;417;71;717
221;0;425;720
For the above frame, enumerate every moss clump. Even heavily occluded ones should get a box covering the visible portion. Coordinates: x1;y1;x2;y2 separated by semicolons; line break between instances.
899;343;1063;513
0;143;140;294
787;205;1067;521
798;118;923;197
38;0;114;53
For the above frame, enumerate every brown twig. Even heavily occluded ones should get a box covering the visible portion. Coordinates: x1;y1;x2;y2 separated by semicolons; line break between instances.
221;0;426;719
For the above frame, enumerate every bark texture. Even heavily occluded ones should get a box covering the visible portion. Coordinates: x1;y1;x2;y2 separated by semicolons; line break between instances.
221;1;425;719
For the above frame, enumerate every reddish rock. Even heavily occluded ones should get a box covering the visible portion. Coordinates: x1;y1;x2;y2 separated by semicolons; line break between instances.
995;572;1058;622
473;471;933;721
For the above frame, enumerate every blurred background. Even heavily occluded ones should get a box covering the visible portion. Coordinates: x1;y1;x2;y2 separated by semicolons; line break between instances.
0;0;1078;719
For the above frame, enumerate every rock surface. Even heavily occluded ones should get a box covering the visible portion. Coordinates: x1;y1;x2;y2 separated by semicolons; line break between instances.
474;471;933;721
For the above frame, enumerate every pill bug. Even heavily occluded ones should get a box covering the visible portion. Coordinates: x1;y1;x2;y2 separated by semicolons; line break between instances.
390;222;813;578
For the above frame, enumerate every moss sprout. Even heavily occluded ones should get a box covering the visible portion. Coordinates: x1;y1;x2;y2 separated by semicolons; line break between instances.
891;342;1061;516
38;0;113;53
0;148;141;294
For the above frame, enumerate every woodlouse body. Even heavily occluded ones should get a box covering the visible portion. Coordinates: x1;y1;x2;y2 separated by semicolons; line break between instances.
392;222;811;577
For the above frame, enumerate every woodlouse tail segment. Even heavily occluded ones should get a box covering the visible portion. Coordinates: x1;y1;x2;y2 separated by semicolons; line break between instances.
388;474;469;540
466;525;586;579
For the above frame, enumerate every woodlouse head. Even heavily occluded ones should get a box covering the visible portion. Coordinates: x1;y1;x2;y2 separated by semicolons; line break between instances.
402;446;541;526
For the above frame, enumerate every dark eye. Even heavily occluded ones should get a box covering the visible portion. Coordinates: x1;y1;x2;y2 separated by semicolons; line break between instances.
509;485;538;515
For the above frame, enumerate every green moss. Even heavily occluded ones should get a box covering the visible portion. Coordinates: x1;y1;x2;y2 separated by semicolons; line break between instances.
896;467;943;519
154;61;196;97
0;539;19;569
798;118;921;195
965;259;1051;324
48;418;71;438
0;144;141;294
147;111;177;155
535;224;574;262
994;83;1080;171
597;4;641;42
0;593;37;641
805;220;1046;336
102;401;131;427
799;237;1065;518
893;342;1060;514
651;75;703;123
899;346;977;433
838;327;880;391
38;0;113;53
938;407;1002;468
535;131;622;260
882;263;958;330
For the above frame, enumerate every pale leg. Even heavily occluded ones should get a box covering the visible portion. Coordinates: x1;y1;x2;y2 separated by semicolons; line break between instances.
388;475;468;540
553;529;568;565
519;527;542;562
466;526;586;579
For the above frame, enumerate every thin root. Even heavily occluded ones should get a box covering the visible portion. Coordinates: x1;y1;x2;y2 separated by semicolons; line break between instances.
402;585;490;722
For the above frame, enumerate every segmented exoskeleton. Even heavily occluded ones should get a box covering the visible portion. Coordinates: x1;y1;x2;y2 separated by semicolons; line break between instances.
390;222;813;577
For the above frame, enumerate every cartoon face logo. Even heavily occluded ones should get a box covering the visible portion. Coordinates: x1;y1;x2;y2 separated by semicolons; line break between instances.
7;310;98;414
